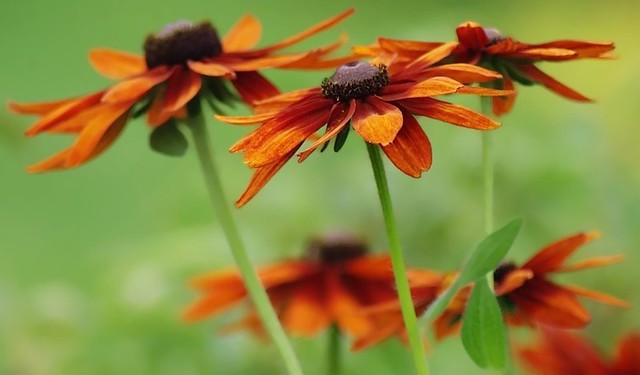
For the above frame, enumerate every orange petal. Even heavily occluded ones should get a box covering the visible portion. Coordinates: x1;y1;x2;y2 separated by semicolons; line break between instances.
24;92;104;136
235;150;298;207
326;272;374;337
225;53;311;71
378;37;444;54
27;149;72;173
379;77;463;101
241;95;332;168
401;42;459;75
558;254;624;272
147;89;173;127
222;14;262;53
414;63;502;84
253;88;318;115
612;332;640;374
248;8;354;56
187;60;235;78
352;97;402;145
563;284;629;308
162;68;201;113
455;22;489;50
231;71;280;106
8;98;77;115
522;232;600;274
517;64;592;102
398;97;500;130
343;255;393;281
351;318;404;351
508;47;577;61
64;102;132;167
88;48;146;79
102;67;173;103
528;40;614;58
183;287;248;321
214;112;277;125
494;269;534;296
492;73;516;116
380;109;432;177
297;100;355;162
510;278;590;328
280;277;330;337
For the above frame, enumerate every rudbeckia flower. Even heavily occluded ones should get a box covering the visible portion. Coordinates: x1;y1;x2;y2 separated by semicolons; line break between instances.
8;9;354;172
518;327;640;375
184;234;431;339
217;48;513;206
355;22;614;115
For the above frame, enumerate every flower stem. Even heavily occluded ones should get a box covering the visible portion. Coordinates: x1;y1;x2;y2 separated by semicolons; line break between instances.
365;142;429;375
327;325;341;375
481;101;495;288
187;103;303;375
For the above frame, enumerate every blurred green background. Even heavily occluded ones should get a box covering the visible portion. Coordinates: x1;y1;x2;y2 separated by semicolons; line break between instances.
1;0;639;374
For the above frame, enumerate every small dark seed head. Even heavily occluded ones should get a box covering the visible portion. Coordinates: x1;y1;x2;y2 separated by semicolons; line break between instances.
307;233;368;265
321;61;390;102
144;20;223;69
493;261;517;285
482;27;505;46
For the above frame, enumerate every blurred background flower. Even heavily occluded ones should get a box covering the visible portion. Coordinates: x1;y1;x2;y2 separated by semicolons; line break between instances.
1;0;639;374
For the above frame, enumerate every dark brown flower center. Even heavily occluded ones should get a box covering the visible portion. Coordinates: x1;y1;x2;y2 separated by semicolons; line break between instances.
321;61;390;102
482;27;505;46
144;20;223;69
493;262;517;285
307;233;368;264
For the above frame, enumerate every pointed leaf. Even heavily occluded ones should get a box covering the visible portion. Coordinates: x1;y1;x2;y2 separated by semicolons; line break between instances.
149;121;188;157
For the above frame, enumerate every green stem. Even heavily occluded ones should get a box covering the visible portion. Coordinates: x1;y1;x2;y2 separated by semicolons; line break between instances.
481;101;496;291
327;325;341;375
366;143;429;375
187;104;303;375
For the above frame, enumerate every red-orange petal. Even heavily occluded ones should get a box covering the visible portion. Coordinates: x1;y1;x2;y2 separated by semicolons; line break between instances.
231;71;281;106
280;277;330;337
183;287;248;321
492;73;516;116
508;47;577;61
612;332;640;374
297;100;355;162
326;272;374;337
414;63;502;84
517;64;592;102
162;68;201;113
528;40;614;58
88;48;147;79
222;14;262;53
379;77;463;101
522;232;600;274
380;110;432;177
343;255;393;281
398;97;500;130
235;149;298;207
400;42;459;76
558;255;624;272
102;66;173;103
456;22;489;50
563;284;629;308
8;98;77;115
494;269;534;296
352;97;403;145
26;149;72;173
24;92;104;136
187;60;235;78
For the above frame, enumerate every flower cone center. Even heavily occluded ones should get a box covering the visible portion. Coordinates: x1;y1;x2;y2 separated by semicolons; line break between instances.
482;27;505;46
144;20;222;69
493;262;517;284
321;61;390;102
307;234;368;264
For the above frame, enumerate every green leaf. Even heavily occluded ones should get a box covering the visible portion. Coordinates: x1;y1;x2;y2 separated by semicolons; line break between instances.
149;121;188;157
461;278;508;369
458;218;523;285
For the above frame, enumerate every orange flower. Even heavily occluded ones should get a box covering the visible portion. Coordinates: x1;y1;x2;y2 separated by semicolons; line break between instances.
435;232;628;340
184;234;427;338
217;48;512;206
518;327;640;375
355;22;614;115
8;10;354;172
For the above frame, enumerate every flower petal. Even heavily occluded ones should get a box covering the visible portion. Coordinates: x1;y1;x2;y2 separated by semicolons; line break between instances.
380;110;432;177
508;47;577;61
231;71;280;106
224;53;311;71
352;97;403;145
414;63;502;84
558;255;624;272
102;66;173;103
492;73;516;116
187;60;235;78
528;40;614;58
494;269;534;296
522;232;600;274
88;48;147;79
400;42;459;76
8;98;77;115
326;272;374;337
398;97;500;130
23;92;104;136
517;64;592;102
280;276;330;336
612;333;640;375
379;77;462;101
222;14;262;53
235;149;298;207
162;67;201;113
297;100;355;162
563;284;629;308
27;149;72;173
456;22;489;50
343;255;393;281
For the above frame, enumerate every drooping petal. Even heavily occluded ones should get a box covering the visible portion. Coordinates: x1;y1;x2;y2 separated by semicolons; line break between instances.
456;22;489;50
64;102;132;168
187;60;235;78
246;8;354;56
380;110;432;177
24;92;104;136
492;72;516;116
326;272;374;337
147;89;174;127
280;276;330;337
88;48;147;79
517;64;592;102
240;95;332;167
522;232;600;274
235;149;298;207
563;284;629;308
398;97;500;130
509;278;590;328
612;332;640;375
162;67;201;112
222;14;262;53
102;66;173;103
8;98;77;115
352;97;403;145
231;71;281;106
297;101;355;162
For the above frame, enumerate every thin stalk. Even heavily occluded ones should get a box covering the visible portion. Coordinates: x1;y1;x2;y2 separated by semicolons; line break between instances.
366;143;429;375
481;100;496;292
187;104;303;375
327;325;341;375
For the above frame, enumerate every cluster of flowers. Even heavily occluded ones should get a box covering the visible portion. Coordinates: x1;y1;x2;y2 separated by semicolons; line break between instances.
10;8;636;374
